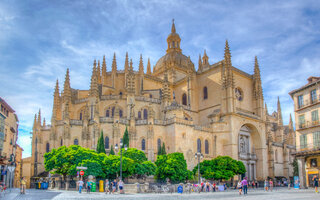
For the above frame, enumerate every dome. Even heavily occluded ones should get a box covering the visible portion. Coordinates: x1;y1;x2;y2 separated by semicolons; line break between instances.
154;51;194;73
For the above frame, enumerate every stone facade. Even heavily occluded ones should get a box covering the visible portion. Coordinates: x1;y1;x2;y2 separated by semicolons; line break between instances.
290;76;320;188
30;21;295;181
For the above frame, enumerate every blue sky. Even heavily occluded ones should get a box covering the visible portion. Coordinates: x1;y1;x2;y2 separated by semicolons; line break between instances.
0;0;319;158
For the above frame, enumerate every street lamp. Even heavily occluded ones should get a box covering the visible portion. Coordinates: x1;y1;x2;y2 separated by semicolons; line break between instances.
195;151;203;184
114;139;127;181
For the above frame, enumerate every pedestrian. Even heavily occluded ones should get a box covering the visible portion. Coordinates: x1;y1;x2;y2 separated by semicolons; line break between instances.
237;181;242;195
252;181;255;189
206;181;210;192
118;179;124;194
77;178;84;194
111;179;117;194
20;177;26;194
313;175;319;193
201;181;204;192
241;177;248;195
256;181;259;188
269;179;273;192
86;179;92;193
213;182;216;192
264;179;269;191
105;179;110;194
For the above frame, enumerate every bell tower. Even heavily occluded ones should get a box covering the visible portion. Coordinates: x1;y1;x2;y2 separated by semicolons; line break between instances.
166;19;182;53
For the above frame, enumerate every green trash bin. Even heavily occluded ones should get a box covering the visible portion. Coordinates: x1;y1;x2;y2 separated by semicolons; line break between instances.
91;182;96;192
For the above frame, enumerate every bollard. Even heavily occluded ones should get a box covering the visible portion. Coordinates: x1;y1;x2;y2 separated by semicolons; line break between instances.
99;180;104;192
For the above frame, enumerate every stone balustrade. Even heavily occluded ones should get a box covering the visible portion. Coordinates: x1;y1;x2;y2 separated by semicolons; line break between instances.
70;119;83;126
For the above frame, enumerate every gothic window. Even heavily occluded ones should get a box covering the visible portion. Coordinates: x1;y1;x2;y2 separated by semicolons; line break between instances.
74;139;78;145
105;136;109;149
197;138;201;153
142;139;146;150
205;140;209;154
157;138;161;152
112;107;115;117
106;110;110;117
182;93;187;106
143;109;148;119
172;41;175;48
275;149;278;163
235;88;243;101
119;92;123;96
60;139;63;146
203;87;208;100
46;142;50;153
138;111;141;119
119;109;123;118
79;112;82;120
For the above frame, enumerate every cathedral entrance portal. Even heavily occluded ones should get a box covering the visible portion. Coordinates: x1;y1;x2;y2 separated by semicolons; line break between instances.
238;125;258;181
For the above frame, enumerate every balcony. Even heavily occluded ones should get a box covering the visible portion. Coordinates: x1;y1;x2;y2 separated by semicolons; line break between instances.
298;120;320;130
296;141;320;153
297;95;320;110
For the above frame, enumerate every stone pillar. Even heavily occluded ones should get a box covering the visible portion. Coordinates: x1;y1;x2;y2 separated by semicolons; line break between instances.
297;157;307;188
65;175;70;190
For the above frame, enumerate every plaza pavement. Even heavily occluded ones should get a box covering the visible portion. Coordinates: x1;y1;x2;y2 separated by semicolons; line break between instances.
3;187;320;200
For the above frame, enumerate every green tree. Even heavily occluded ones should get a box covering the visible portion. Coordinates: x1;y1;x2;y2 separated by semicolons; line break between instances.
122;126;129;148
157;145;162;155
292;158;299;176
192;156;246;181
122;148;147;163
155;152;192;183
161;143;166;155
109;145;115;155
96;131;106;154
80;159;105;178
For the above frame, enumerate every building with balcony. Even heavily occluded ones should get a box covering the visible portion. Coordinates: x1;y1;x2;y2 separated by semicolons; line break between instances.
289;76;320;188
0;97;19;187
30;21;295;182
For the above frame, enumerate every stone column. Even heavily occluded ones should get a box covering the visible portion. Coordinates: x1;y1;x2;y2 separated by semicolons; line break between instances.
65;175;70;190
297;157;307;188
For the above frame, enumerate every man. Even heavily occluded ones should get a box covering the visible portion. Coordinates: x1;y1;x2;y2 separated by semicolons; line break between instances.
313;175;319;193
241;177;248;195
111;179;117;194
86;179;92;193
77;178;84;194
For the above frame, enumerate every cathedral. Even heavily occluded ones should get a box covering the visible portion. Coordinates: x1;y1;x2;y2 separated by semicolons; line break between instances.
31;21;296;181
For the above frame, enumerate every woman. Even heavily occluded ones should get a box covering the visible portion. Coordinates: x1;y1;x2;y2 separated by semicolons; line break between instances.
313;175;319;193
237;181;242;195
105;179;110;194
20;177;26;194
269;179;273;192
118;179;124;194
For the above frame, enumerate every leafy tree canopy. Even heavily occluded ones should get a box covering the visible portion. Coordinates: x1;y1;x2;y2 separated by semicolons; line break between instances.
122;148;147;163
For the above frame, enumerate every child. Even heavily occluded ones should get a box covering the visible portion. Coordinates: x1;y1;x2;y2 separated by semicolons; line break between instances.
237;181;242;195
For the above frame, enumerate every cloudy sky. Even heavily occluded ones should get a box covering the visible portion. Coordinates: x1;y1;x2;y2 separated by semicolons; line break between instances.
0;0;319;158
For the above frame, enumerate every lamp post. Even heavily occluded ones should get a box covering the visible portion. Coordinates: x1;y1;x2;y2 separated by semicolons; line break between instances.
194;151;203;184
114;139;127;181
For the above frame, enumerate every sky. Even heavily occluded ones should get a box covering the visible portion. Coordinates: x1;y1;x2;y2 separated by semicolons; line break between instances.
0;0;320;158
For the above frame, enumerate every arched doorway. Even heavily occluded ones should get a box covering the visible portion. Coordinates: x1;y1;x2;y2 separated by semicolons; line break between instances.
238;125;258;181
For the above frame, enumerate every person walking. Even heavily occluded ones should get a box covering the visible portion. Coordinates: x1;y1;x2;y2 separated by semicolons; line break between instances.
264;179;269;191
206;181;210;192
86;179;92;193
77;178;84;193
213;182;216;192
111;179;117;194
241;177;248;195
313;175;319;193
118;179;124;194
237;181;242;195
269;179;273;192
20;177;26;194
105;179;110;194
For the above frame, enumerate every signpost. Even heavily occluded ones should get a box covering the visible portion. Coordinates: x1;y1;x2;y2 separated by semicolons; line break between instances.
76;166;87;170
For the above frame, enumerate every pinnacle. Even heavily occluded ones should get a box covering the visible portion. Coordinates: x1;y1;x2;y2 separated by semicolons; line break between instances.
171;19;176;33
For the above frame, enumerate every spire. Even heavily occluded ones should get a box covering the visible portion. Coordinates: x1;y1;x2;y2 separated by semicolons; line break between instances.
162;72;171;103
146;58;151;75
90;60;99;98
198;54;203;71
289;113;293;130
54;79;60;105
37;109;41;125
129;58;133;72
112;52;117;73
126;58;135;94
171;18;176;33
265;102;268;115
97;60;101;84
43;118;46;127
33;114;37;129
253;56;263;99
277;97;283;126
63;68;71;102
139;54;144;75
202;49;209;65
102;55;107;84
223;40;234;88
124;52;129;73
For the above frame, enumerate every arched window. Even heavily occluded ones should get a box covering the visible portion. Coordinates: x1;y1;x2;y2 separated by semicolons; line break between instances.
197;138;201;153
119;109;123;118
74;139;78;145
119;92;122;96
60;139;63;146
275;149;278;163
205;140;209;154
138;111;141;119
149;94;153;98
143;109;148;119
106;110;110;117
203;87;208;100
79;112;83;120
46;142;50;153
112;107;115;117
105;136;109;149
157;138;161;152
142;139;146;150
182;93;187;106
